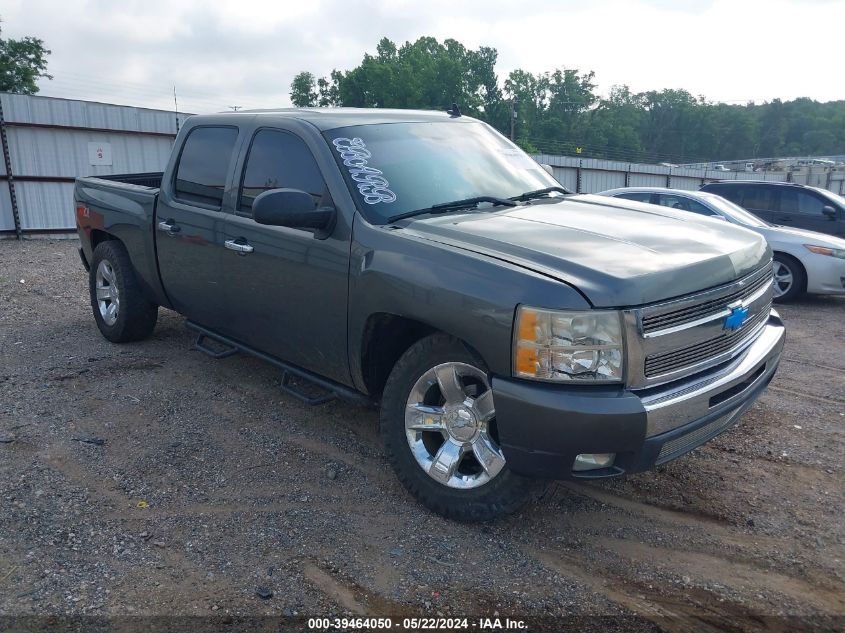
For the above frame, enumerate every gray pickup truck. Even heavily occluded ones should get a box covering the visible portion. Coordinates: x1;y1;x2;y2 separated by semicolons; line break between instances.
74;108;785;521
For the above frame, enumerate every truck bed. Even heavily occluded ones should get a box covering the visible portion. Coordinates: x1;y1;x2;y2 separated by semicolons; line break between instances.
95;172;163;189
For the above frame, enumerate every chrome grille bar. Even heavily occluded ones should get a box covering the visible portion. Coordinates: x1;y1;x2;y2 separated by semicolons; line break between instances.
644;305;770;378
641;263;773;335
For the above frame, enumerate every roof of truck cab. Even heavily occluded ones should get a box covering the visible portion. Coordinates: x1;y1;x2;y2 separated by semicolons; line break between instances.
192;107;475;131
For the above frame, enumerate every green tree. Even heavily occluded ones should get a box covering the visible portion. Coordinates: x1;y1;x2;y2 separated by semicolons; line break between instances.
0;21;51;94
290;71;317;107
290;35;845;163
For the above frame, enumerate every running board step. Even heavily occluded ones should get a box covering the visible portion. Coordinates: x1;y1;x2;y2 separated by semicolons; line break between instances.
279;371;336;406
185;321;370;408
194;333;239;359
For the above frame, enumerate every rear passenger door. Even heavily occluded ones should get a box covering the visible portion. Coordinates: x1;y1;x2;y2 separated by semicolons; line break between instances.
156;125;241;330
776;188;840;235
220;126;351;384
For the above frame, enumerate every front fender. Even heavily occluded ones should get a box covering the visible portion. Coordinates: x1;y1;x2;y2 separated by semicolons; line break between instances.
347;218;591;393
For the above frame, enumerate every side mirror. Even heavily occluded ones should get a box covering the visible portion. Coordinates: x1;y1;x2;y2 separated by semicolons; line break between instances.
252;188;336;238
540;163;554;176
822;205;837;219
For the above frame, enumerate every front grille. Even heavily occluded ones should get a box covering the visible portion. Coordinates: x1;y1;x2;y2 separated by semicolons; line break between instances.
641;265;772;334
656;409;741;464
644;304;770;378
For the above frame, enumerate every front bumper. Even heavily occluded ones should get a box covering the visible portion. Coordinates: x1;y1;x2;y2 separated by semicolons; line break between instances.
804;253;845;295
493;310;785;479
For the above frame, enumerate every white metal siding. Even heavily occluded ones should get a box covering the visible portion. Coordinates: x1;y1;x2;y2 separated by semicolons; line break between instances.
1;93;184;232
7;127;174;178
2;92;185;134
0;183;14;230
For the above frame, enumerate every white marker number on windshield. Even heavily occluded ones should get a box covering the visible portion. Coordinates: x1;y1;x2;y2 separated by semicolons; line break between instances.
332;137;397;205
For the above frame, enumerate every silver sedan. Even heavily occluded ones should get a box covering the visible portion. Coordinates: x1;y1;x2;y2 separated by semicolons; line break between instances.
595;187;845;303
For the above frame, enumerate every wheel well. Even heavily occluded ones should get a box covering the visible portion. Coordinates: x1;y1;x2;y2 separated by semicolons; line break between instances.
90;229;117;250
773;251;807;292
361;314;437;399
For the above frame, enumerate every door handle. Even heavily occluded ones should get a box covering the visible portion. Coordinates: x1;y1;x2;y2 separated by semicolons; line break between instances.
158;220;181;234
224;239;254;254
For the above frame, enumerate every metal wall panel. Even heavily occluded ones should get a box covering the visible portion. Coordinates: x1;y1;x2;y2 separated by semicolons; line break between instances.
628;173;668;188
7;127;174;178
551;167;577;191
0;182;14;230
0;93;185;232
581;169;626;193
2;92;187;134
14;181;76;230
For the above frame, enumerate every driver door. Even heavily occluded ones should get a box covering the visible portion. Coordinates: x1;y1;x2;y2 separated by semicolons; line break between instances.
219;127;351;384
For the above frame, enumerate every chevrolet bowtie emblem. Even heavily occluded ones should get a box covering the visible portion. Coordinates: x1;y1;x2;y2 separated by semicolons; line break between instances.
724;305;749;331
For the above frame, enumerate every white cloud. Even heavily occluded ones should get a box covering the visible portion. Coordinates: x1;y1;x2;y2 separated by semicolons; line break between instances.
2;0;842;113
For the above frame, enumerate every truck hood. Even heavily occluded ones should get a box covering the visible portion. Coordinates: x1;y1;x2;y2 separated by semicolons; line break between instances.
400;194;769;307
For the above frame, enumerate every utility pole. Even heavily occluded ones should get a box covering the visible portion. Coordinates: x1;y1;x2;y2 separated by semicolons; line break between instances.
509;98;518;141
174;87;180;135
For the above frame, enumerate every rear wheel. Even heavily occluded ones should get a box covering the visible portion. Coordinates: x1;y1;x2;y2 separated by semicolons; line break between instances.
772;253;805;303
380;334;540;521
89;241;158;342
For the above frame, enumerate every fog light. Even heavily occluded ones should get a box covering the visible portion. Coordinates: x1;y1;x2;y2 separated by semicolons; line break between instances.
573;453;616;472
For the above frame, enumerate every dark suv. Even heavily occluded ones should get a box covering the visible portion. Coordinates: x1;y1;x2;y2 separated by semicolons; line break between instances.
700;181;845;237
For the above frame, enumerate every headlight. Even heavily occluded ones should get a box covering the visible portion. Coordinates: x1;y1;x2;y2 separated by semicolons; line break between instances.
514;306;624;383
805;244;845;259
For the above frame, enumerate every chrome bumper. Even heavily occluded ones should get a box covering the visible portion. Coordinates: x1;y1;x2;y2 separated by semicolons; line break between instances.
637;310;785;437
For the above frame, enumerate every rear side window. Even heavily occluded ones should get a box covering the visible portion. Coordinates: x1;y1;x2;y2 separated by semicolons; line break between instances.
238;129;327;216
780;189;826;215
654;194;715;215
706;184;742;204
616;192;653;203
174;127;239;207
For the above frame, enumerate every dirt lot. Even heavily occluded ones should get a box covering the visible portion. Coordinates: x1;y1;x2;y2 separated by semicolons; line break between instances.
1;239;843;631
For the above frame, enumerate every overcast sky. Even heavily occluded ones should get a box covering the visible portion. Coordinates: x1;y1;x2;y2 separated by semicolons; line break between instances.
3;0;842;114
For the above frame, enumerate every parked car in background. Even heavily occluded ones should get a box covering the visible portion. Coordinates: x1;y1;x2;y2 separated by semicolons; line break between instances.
599;187;845;302
700;181;845;238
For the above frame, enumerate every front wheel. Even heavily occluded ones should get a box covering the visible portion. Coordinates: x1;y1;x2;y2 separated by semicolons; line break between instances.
380;334;541;521
772;254;805;303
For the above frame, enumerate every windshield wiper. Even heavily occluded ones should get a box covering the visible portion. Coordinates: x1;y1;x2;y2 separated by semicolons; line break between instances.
509;186;571;202
387;196;516;223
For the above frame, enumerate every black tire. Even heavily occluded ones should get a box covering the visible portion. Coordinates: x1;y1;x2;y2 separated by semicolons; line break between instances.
380;333;542;521
89;240;158;343
772;253;806;304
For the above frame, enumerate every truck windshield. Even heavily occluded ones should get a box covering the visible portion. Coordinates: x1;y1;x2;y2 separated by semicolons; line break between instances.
323;121;560;224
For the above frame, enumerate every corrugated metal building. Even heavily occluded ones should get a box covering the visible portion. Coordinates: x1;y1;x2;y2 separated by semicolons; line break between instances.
0;93;189;236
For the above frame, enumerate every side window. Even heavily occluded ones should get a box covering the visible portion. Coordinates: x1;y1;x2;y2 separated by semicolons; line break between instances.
713;185;742;204
617;192;653;203
174;127;239;207
655;194;714;216
741;186;776;211
685;198;716;215
239;129;327;216
780;189;826;215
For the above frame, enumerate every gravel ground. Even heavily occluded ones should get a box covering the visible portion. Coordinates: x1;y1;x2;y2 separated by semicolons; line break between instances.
1;239;843;631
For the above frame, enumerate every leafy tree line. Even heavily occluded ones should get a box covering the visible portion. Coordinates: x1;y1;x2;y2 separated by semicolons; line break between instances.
0;20;51;95
291;36;845;163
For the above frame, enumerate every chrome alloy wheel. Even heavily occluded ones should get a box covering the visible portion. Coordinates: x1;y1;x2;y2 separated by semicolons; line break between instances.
772;260;793;298
95;260;120;326
404;362;505;489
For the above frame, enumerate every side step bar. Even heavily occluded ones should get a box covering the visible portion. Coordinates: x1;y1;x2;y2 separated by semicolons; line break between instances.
185;321;371;407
